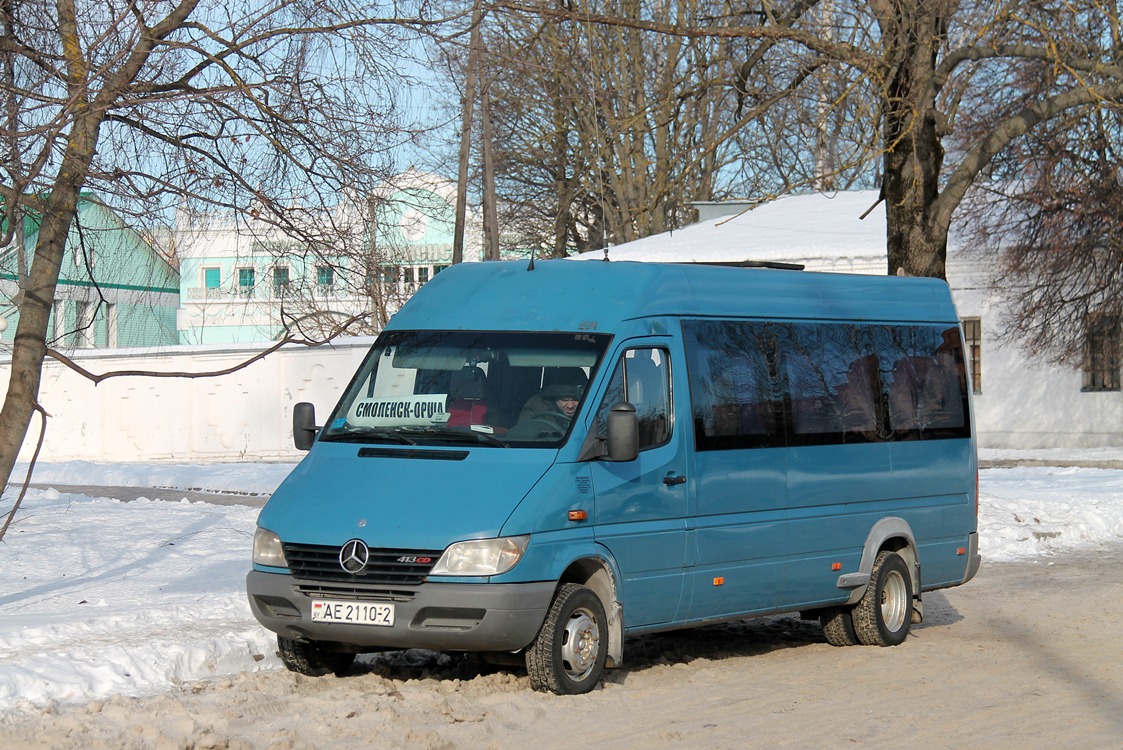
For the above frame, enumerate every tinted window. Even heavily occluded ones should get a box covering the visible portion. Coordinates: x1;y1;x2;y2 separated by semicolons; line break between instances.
683;321;782;450
683;320;970;451
876;325;969;439
780;322;883;444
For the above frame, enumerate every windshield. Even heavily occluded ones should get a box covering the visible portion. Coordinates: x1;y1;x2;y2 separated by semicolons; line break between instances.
322;330;612;448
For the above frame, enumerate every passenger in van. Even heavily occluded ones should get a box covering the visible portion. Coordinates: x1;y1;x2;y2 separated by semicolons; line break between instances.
889;354;963;432
835;355;880;437
446;365;489;428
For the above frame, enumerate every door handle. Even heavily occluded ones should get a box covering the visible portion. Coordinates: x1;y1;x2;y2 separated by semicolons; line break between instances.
663;473;686;486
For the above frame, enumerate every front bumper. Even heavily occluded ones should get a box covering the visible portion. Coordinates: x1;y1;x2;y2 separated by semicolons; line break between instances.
246;570;556;652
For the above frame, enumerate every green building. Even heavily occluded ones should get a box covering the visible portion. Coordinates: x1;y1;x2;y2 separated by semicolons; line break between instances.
0;196;180;348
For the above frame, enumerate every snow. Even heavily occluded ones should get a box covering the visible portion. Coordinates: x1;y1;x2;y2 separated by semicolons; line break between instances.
575;190;887;264
4;450;1123;717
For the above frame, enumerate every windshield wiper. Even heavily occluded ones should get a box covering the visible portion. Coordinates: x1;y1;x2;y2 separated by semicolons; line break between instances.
398;427;508;448
324;426;418;445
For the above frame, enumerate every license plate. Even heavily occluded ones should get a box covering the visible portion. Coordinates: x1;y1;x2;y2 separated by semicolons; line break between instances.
310;600;395;627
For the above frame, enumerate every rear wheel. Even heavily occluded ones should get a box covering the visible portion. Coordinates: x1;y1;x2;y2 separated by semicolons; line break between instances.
277;636;355;676
526;583;608;695
852;551;913;647
820;607;860;646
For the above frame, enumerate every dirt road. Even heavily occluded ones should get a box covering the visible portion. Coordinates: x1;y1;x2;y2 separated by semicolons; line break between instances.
3;546;1122;749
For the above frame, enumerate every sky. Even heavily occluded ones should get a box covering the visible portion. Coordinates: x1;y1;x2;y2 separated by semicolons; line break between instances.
2;451;1123;717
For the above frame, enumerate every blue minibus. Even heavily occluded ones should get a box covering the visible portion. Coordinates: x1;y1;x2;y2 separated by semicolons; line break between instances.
247;260;980;694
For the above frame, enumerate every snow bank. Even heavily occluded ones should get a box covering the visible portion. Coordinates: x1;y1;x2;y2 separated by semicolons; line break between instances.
3;456;1123;717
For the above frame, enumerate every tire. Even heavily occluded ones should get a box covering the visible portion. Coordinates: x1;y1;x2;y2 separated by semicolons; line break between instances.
526;583;608;695
852;550;913;647
277;636;355;677
820;606;860;647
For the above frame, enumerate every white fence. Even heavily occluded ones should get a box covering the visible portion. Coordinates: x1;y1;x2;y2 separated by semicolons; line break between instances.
2;328;1122;464
1;339;374;462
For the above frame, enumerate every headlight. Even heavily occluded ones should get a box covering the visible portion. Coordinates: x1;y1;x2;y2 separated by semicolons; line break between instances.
252;527;287;567
429;535;530;576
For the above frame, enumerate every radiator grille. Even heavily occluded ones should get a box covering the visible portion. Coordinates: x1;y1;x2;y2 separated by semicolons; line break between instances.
294;582;417;602
283;543;441;585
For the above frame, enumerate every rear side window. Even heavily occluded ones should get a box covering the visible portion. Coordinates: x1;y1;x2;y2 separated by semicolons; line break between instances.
683;320;970;451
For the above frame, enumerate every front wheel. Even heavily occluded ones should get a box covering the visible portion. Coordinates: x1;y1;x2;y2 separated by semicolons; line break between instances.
852;550;913;647
526;583;608;695
277;636;355;676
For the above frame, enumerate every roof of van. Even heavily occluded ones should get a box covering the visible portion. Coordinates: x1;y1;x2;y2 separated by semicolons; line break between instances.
388;260;960;332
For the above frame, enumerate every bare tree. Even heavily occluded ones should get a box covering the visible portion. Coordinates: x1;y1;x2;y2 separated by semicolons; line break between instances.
959;109;1123;364
479;0;1123;282
0;0;453;495
445;0;754;255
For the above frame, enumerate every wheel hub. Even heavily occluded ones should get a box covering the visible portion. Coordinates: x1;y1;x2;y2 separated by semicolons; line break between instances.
561;608;600;680
880;569;908;630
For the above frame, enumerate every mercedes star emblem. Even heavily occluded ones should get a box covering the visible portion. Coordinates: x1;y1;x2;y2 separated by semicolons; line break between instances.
339;538;370;574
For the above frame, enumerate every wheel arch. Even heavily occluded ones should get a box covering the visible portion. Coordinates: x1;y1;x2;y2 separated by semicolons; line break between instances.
841;517;920;606
558;554;624;668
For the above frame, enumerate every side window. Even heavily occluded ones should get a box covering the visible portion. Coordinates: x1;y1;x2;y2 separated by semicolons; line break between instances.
685;319;971;450
877;325;969;439
595;347;672;451
782;323;883;444
683;320;782;450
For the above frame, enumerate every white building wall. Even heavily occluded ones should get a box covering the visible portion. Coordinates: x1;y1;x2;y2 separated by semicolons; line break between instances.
0;340;373;462
5;285;1119;462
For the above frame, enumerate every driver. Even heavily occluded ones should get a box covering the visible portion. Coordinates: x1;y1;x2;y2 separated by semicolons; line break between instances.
554;390;579;421
509;383;583;437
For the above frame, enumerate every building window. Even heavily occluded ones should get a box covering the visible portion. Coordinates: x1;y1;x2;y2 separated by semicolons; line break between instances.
380;266;398;285
434;264;448;275
203;267;221;290
74;301;94;348
106;303;117;348
402;267;415;284
52;301;66;343
1083;312;1120;391
317;265;335;290
962;317;982;394
273;266;290;293
238;267;256;297
73;243;95;269
418;266;430;284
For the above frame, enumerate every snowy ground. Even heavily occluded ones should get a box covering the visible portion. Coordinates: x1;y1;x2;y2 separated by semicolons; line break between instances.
3;450;1123;718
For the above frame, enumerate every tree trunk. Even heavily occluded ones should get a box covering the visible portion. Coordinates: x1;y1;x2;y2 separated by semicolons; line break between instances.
0;37;102;491
0;184;84;492
877;0;958;279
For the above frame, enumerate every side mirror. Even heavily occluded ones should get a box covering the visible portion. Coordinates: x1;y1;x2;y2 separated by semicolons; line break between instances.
293;402;319;451
605;402;639;462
